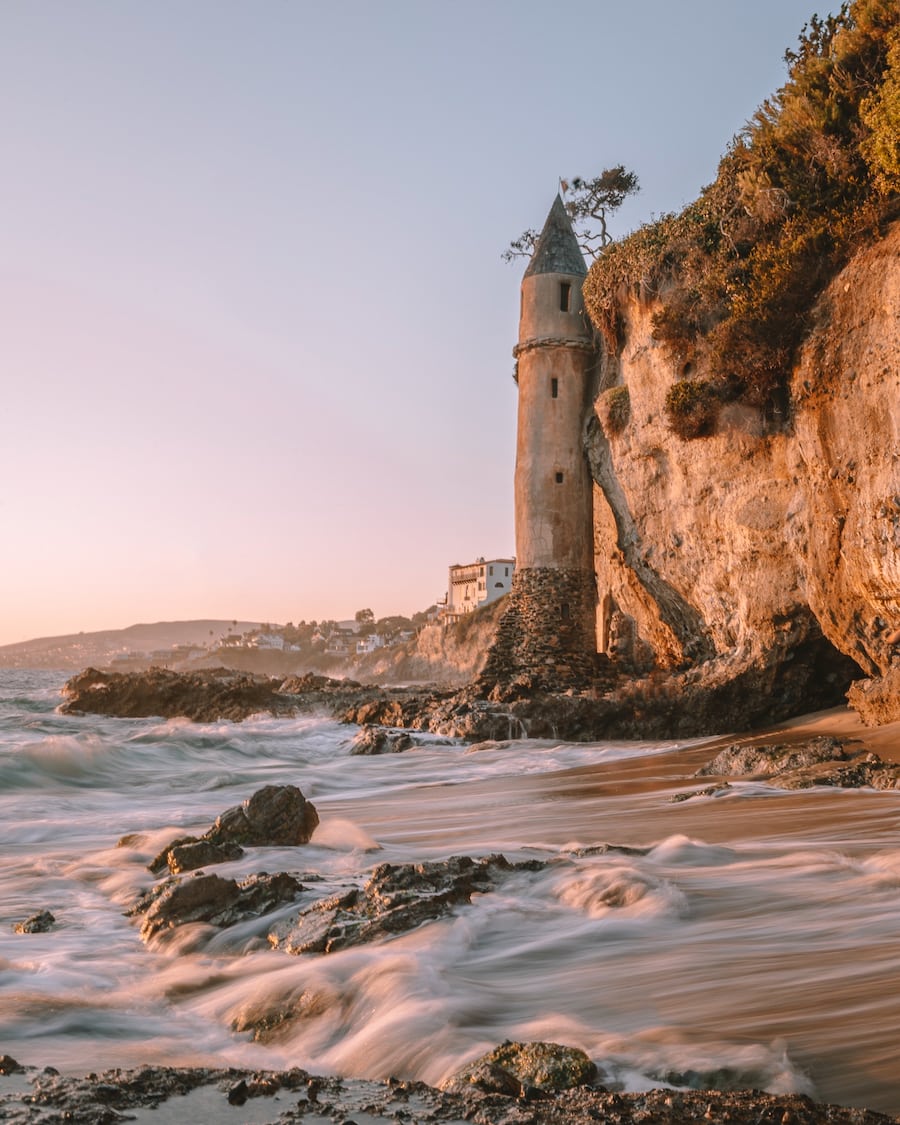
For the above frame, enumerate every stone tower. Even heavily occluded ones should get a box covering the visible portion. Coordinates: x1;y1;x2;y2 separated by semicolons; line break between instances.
482;196;599;689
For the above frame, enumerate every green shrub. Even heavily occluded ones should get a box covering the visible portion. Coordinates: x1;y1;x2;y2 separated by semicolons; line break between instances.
664;380;720;440
584;0;900;422
861;25;900;193
603;386;631;434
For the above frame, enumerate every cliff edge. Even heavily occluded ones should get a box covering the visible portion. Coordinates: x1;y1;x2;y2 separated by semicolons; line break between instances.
589;220;900;723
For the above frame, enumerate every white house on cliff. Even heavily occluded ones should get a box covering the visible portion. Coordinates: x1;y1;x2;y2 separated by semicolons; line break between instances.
443;557;515;623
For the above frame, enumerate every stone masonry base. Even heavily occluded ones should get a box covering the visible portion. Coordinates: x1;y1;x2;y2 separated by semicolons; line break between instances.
480;567;605;690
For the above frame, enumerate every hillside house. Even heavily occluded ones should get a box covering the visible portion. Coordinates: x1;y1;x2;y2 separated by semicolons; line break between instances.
444;557;515;623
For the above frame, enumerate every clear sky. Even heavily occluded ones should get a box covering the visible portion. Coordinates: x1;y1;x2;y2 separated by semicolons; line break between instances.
1;0;837;645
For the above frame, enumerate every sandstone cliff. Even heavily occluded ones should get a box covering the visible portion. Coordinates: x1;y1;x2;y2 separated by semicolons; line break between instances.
589;221;900;722
355;599;506;686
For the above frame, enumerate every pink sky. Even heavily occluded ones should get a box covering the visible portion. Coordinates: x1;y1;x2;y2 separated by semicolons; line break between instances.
0;0;834;645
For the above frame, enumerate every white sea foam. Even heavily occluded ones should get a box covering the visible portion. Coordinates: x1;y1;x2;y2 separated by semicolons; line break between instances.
2;671;900;1113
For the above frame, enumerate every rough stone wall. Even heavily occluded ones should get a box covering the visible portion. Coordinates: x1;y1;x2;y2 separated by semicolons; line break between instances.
480;567;602;689
586;221;900;716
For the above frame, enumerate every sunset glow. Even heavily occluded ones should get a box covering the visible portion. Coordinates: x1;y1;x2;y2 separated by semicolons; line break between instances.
1;0;835;646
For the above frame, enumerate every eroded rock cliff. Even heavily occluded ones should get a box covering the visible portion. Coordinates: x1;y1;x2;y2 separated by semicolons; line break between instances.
589;222;900;722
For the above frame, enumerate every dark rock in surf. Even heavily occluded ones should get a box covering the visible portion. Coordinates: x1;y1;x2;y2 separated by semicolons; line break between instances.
12;910;56;934
442;1040;598;1096
697;736;849;777
59;651;862;744
0;1055;24;1074
268;853;544;955
167;839;244;874
207;784;319;847
60;666;394;724
60;666;300;723
131;873;240;939
697;736;900;790
348;724;414;754
148;834;201;874
131;871;304;942
59;663;463;738
226;1078;249;1105
148;784;319;874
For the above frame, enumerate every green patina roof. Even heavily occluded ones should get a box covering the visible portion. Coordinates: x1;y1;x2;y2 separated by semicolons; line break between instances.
524;195;586;279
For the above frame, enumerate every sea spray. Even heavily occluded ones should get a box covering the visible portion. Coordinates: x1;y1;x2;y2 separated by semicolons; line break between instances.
2;670;900;1112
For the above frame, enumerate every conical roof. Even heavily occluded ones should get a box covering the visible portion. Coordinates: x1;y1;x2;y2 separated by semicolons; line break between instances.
523;195;586;278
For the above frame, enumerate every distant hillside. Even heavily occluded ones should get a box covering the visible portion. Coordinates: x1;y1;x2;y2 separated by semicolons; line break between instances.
0;620;261;671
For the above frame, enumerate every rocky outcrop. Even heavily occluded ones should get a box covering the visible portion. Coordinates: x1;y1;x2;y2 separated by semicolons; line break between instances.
2;1062;897;1125
268;854;544;955
60;666;416;724
130;871;303;943
165;839;244;874
60;666;299;721
443;1041;597;1096
698;736;847;777
347;724;414;754
695;736;900;790
148;785;319;874
206;784;319;848
57;658;875;743
588;222;900;722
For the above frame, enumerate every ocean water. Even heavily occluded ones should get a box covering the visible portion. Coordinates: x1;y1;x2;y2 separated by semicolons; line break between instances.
2;669;900;1113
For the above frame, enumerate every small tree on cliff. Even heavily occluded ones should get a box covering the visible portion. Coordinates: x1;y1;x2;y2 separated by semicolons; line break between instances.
503;167;640;263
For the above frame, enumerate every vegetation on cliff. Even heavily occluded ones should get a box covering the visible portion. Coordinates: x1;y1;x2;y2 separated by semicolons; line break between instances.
583;0;900;433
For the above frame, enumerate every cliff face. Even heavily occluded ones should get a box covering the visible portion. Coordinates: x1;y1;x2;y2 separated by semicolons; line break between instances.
588;222;900;719
358;599;507;686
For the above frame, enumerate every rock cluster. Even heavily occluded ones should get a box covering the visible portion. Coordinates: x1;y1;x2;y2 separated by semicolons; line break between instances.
60;666;423;724
148;784;319;875
60;653;891;746
1;1061;896;1125
129;870;304;943
347;724;414;754
696;736;900;790
123;785;319;945
269;853;544;955
60;666;299;722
